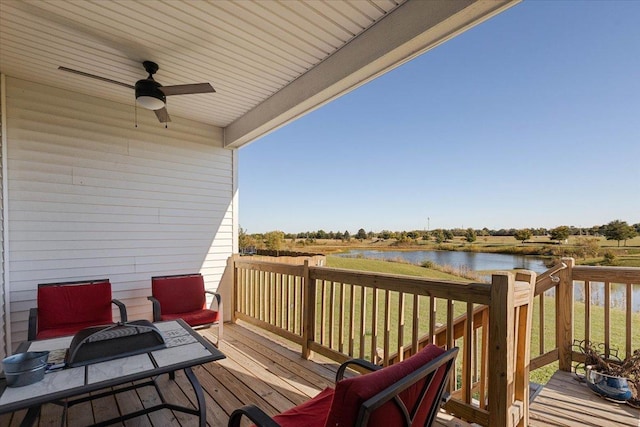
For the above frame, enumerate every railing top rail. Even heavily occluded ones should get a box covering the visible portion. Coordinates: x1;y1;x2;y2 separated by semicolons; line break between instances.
234;259;306;275
309;266;492;305
572;265;640;283
535;262;567;295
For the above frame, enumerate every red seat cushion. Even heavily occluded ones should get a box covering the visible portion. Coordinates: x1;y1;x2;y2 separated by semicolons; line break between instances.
36;321;113;340
324;344;446;427
152;275;206;314
160;308;220;327
271;387;334;427
37;280;114;338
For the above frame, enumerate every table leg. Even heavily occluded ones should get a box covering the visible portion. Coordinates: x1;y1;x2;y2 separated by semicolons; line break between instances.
20;406;40;427
183;367;206;427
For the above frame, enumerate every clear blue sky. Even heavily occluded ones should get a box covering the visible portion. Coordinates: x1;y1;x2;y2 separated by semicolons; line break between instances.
239;1;640;234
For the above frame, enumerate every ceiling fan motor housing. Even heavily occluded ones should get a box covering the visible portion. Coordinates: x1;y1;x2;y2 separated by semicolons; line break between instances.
135;78;166;110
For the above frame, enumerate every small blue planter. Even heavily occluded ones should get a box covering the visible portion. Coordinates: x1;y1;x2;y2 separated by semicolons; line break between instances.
585;365;633;402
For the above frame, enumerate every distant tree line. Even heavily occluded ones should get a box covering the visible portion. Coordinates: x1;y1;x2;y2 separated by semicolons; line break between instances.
239;220;640;252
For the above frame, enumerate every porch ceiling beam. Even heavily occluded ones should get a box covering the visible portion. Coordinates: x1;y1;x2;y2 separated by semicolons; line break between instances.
223;0;519;148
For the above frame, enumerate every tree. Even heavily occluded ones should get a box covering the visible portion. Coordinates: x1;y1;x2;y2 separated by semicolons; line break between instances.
514;229;533;244
355;228;367;240
433;229;445;244
465;228;476;243
238;227;249;252
604;220;637;247
264;230;284;252
343;230;351;241
550;226;570;243
576;237;600;258
443;230;454;241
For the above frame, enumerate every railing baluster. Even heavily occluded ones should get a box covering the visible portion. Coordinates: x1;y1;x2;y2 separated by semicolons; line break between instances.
627;283;633;359
360;286;367;359
412;294;419;356
285;275;291;333
585;280;591;343
429;296;436;345
258;270;263;321
384;289;391;366
604;281;611;358
339;282;345;353
329;281;336;350
349;284;356;357
320;280;326;346
371;287;378;363
446;299;454;392
539;292;545;355
293;276;299;335
275;273;281;328
479;308;489;409
462;302;473;403
397;292;405;362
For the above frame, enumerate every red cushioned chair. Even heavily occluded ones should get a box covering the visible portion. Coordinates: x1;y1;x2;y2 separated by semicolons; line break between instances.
148;273;223;345
28;279;128;341
228;344;458;427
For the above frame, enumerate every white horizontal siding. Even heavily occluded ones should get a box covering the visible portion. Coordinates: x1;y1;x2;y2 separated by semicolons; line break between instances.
5;77;233;350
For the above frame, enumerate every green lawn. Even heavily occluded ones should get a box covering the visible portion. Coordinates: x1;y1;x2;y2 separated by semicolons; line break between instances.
326;255;470;281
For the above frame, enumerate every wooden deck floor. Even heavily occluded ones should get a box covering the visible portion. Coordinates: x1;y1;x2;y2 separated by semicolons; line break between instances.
530;370;639;427
1;321;638;426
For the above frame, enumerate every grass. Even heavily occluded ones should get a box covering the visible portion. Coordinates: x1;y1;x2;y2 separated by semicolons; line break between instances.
322;255;639;385
326;255;472;281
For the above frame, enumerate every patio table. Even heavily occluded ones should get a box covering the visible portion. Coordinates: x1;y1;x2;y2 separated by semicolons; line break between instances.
0;319;224;427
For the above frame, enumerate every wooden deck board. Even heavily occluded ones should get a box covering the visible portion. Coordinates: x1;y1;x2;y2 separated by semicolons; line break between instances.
1;321;637;426
530;370;639;427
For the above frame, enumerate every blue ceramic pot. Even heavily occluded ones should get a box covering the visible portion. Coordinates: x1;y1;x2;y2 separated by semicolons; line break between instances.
585;365;633;402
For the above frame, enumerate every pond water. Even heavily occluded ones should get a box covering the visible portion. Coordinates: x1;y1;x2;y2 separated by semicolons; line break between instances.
335;249;640;312
335;249;549;273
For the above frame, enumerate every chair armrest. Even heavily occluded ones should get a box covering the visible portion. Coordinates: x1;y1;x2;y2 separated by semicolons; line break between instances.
147;296;162;322
111;299;128;323
205;290;223;314
228;405;281;427
205;290;221;307
336;358;382;382
28;308;38;341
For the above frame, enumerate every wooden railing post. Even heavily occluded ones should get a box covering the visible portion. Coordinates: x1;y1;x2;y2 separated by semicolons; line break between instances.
488;272;514;427
557;257;575;371
513;270;536;427
231;255;238;323
302;260;315;360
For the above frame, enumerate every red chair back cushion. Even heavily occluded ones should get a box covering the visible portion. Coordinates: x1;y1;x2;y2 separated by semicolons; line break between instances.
152;274;206;315
37;280;113;332
324;344;446;427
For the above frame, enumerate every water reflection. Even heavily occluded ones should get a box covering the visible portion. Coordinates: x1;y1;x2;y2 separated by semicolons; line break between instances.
336;249;548;273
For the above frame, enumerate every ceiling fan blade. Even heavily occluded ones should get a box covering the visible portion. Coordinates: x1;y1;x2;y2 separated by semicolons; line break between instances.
58;66;135;90
154;107;171;123
160;83;215;96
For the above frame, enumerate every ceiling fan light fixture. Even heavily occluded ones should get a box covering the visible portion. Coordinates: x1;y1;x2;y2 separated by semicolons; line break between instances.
135;78;166;110
136;94;165;110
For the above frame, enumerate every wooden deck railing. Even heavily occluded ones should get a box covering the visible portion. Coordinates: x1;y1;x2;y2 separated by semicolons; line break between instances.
232;257;537;426
530;257;640;373
232;256;640;425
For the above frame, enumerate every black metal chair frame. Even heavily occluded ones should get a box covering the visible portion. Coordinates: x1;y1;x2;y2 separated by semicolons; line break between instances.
228;346;459;427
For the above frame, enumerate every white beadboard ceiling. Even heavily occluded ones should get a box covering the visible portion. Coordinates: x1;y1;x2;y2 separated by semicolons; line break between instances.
0;0;519;148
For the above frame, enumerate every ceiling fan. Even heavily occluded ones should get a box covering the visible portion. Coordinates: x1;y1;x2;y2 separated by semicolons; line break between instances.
59;61;215;123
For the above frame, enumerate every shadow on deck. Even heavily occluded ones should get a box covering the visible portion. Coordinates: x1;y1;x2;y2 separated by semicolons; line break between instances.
1;321;638;426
